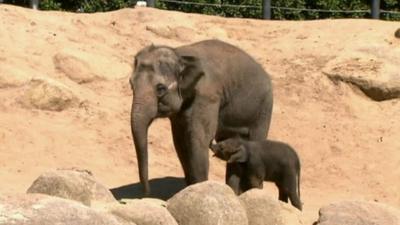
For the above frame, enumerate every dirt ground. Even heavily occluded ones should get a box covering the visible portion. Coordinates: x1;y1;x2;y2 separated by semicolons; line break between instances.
0;4;399;224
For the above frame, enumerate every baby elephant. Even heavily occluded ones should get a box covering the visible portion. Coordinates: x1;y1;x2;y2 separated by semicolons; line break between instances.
210;137;302;210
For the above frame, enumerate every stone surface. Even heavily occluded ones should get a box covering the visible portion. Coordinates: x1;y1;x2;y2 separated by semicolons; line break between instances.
19;77;80;111
53;52;99;84
323;51;400;101
145;25;195;42
53;49;131;82
27;168;116;206
239;189;303;225
0;64;32;88
0;193;134;225
167;181;248;225
315;200;400;225
119;198;168;207
101;198;177;225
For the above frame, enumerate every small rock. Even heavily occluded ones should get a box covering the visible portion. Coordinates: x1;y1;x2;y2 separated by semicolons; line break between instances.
315;200;400;225
239;189;303;225
27;168;116;206
167;181;248;225
19;77;80;111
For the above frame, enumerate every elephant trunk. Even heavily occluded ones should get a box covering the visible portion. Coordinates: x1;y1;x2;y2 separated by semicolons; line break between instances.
131;97;157;195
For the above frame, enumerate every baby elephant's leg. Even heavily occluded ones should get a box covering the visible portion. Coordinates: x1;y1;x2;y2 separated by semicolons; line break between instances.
226;163;242;194
248;175;263;189
278;171;302;210
276;182;289;203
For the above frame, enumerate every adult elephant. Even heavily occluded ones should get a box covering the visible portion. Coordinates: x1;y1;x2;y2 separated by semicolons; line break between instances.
130;39;273;195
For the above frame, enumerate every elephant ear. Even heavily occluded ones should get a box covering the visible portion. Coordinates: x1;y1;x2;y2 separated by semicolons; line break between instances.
227;145;248;163
178;55;204;99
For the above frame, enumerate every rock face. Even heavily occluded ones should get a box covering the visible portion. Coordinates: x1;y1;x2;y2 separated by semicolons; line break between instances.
103;198;177;225
119;198;168;207
323;52;400;101
19;77;80;111
239;189;303;225
315;200;400;225
53;49;131;83
0;64;32;88
145;25;194;42
167;181;248;225
53;52;100;84
27;168;116;206
0;194;133;225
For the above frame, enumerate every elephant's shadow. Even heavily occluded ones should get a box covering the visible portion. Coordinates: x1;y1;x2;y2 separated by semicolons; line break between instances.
110;176;187;201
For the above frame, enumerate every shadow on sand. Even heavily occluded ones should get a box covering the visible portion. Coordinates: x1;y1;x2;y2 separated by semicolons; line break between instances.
110;176;187;201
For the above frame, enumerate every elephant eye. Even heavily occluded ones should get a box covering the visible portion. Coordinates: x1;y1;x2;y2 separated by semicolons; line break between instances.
156;83;167;97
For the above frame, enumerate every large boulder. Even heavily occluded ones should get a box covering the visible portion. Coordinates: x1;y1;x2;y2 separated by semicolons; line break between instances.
323;51;400;101
100;198;177;225
315;200;400;225
239;189;303;225
19;77;80;111
167;181;248;225
27;168;116;206
0;193;134;225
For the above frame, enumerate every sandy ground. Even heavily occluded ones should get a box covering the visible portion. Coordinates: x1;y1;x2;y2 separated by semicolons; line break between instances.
0;4;399;224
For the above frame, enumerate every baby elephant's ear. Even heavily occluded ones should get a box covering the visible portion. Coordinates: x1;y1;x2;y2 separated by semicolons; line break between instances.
228;145;248;163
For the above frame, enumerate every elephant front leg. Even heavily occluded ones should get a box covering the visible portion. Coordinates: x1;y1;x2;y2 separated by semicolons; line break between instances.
170;117;190;181
226;163;243;194
184;97;219;184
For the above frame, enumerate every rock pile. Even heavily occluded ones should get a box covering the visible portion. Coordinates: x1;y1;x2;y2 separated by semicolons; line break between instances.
1;169;399;225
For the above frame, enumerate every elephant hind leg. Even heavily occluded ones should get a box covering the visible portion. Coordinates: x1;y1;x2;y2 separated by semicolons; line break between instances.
248;97;273;141
277;182;289;203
